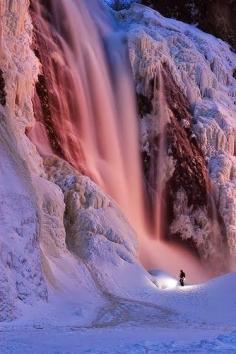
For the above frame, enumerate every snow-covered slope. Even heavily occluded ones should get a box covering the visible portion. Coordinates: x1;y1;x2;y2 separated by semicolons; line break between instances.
1;272;236;353
157;272;236;326
118;3;236;262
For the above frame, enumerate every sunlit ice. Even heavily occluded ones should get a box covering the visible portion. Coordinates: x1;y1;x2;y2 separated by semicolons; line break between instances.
149;270;178;290
150;270;196;290
154;277;178;290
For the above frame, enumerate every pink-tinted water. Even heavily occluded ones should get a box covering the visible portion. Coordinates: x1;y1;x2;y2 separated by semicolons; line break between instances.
31;0;209;281
153;68;170;237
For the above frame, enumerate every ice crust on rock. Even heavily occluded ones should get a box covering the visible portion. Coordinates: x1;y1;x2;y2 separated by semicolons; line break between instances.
119;3;236;258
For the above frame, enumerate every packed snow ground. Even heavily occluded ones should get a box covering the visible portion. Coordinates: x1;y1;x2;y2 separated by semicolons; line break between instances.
1;272;236;353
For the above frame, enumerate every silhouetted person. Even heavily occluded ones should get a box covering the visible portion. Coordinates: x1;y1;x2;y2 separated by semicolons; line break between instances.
179;270;186;286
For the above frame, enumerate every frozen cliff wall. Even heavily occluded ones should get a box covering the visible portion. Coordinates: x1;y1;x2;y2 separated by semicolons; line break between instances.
117;3;236;265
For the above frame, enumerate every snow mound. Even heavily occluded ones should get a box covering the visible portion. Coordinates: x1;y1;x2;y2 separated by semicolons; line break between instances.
156;272;236;327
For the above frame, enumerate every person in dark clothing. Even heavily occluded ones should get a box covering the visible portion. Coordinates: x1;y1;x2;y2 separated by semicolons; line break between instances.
179;270;186;286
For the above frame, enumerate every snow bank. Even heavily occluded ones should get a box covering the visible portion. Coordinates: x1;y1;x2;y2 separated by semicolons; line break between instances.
157;272;236;326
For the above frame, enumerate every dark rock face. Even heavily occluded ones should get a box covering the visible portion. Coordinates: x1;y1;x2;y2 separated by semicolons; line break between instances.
137;92;153;118
142;0;236;50
0;69;6;106
30;2;66;159
34;73;64;156
233;68;236;79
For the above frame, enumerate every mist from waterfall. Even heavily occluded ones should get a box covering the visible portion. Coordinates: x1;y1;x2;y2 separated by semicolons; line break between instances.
30;0;210;281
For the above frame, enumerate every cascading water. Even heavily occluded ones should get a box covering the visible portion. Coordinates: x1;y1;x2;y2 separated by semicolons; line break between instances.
30;0;210;281
153;67;170;237
31;0;148;233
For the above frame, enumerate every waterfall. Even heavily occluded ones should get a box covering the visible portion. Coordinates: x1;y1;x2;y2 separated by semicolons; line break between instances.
31;0;148;232
30;0;209;281
153;67;170;237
